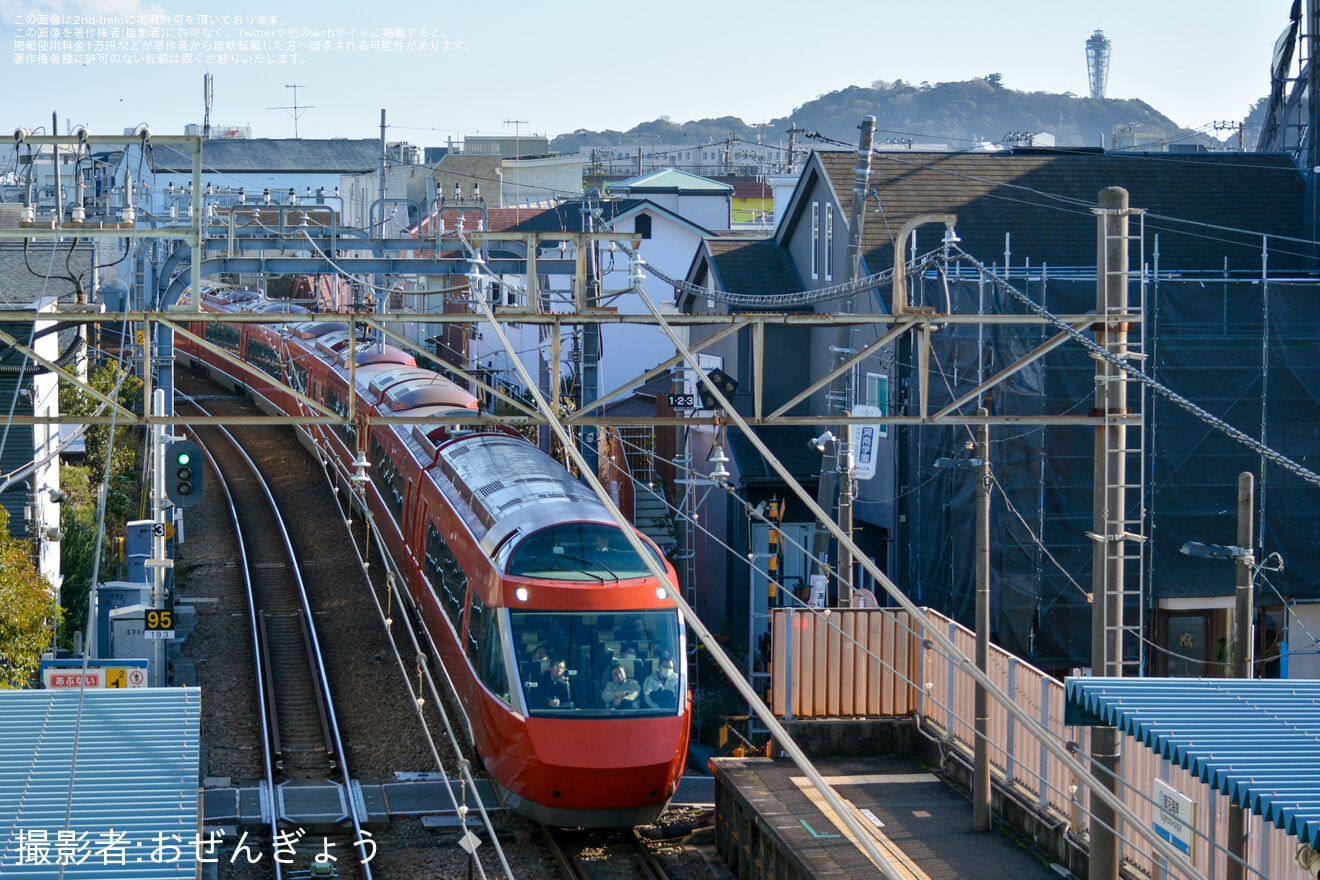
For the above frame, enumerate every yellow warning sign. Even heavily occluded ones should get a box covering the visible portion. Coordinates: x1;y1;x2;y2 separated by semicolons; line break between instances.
105;668;126;688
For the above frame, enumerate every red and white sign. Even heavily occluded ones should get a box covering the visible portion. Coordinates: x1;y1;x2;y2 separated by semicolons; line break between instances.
43;670;102;689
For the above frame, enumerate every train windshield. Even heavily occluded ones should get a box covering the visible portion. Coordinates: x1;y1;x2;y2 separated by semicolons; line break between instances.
507;524;666;581
510;610;684;717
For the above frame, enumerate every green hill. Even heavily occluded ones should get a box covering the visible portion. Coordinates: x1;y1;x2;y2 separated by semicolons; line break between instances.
549;77;1211;152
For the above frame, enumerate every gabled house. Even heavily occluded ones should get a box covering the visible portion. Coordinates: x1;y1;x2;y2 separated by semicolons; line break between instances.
605;169;733;231
682;145;1314;676
498;197;712;400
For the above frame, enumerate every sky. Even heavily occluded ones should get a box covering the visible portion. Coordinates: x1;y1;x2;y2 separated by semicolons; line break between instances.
1;0;1290;146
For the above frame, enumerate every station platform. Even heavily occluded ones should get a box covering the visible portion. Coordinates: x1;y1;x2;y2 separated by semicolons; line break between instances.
710;755;1070;880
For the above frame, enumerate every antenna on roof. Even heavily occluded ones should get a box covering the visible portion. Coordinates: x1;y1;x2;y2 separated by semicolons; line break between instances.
268;84;315;139
203;73;213;139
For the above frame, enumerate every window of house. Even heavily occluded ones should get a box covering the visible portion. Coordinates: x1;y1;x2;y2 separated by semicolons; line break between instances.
635;214;652;239
825;205;834;281
866;371;889;437
810;202;820;280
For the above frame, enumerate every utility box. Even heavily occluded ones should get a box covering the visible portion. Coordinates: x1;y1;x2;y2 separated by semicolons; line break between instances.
125;519;156;585
91;581;150;659
109;604;148;658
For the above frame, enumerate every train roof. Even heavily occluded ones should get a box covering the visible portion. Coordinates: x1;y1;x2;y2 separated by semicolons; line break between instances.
434;434;613;554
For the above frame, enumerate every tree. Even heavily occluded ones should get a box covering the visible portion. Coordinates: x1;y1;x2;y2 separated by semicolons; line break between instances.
56;362;145;641
984;72;1005;88
0;508;59;688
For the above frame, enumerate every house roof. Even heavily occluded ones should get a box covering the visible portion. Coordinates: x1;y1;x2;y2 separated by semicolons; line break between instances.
149;138;382;174
729;425;823;486
415;205;550;236
704;237;804;299
606;168;734;194
0;687;202;878
1065;677;1320;848
0;241;94;303
732;181;772;199
507;198;711;238
806;148;1306;274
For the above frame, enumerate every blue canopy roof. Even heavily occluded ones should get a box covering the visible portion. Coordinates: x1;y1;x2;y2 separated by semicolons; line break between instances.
0;687;201;878
1065;677;1320;847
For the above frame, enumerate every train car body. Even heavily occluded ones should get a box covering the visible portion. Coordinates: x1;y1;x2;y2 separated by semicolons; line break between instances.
176;289;690;826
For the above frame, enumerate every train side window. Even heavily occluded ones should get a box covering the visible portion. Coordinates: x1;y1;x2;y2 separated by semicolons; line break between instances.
467;597;510;703
369;436;405;520
424;522;467;635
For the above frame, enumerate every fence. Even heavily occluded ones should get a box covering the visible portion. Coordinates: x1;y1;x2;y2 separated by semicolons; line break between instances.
770;606;1310;879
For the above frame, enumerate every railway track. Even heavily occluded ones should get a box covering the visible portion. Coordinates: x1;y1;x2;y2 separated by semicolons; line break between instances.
542;826;672;880
179;396;372;880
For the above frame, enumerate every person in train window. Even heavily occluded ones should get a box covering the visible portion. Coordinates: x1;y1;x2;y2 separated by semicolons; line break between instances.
618;643;638;661
642;654;679;709
531;644;549;663
601;662;641;709
540;658;573;708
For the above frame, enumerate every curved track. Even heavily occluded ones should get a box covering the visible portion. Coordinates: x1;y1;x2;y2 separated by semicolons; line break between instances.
179;396;372;880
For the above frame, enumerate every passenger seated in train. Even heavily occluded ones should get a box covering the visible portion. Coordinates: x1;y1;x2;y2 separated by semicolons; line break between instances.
539;658;573;708
601;662;641;710
642;654;680;709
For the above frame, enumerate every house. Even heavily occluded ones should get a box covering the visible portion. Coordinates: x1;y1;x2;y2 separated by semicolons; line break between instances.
605;169;733;231
730;181;773;226
497;197;712;401
681;145;1313;675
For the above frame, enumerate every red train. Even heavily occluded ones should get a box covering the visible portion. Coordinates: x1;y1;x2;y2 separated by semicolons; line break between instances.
176;286;690;826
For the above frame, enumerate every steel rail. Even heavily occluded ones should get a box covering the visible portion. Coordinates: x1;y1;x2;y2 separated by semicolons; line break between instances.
182;395;374;880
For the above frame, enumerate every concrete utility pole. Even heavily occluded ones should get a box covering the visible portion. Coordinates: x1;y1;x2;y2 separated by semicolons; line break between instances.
972;411;992;832
1226;470;1254;880
1089;186;1129;880
811;116;874;607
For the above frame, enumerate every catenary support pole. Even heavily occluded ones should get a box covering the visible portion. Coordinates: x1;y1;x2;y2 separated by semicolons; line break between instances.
973;411;992;832
1090;186;1129;880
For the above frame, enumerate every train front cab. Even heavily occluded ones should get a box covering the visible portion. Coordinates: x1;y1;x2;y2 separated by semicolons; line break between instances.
472;523;691;827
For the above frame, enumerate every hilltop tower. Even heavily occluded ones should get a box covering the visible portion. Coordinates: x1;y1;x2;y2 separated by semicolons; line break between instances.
1086;29;1112;99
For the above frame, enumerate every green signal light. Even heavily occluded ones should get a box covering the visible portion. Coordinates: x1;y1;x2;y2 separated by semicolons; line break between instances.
176;452;192;466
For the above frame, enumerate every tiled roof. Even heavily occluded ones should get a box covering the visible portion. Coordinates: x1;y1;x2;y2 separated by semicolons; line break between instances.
707;236;803;298
0;687;201;879
0;241;94;304
606;168;734;194
811;149;1306;274
416;205;550;235
732;181;771;199
150;138;382;173
507;199;648;233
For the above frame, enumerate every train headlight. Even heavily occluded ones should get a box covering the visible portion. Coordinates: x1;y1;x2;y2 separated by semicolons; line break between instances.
515;587;529;602
656;587;668;601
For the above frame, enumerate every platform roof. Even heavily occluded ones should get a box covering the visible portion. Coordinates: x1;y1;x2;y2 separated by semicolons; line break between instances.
0;687;201;878
1064;677;1320;847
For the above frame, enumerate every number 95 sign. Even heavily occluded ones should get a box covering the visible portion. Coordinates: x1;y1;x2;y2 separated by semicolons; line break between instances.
144;609;176;639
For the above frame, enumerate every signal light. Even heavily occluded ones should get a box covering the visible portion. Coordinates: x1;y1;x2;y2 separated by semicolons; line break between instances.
166;439;204;507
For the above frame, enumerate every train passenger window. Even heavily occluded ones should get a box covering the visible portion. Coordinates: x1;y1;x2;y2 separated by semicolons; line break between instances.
509;610;684;717
369;437;406;521
467;596;510;703
424;523;467;635
507;524;667;581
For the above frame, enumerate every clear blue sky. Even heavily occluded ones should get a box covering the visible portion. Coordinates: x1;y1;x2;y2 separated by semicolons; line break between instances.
2;0;1287;145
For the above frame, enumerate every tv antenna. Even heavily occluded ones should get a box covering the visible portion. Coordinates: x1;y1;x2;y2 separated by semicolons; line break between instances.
269;84;315;139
